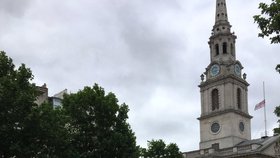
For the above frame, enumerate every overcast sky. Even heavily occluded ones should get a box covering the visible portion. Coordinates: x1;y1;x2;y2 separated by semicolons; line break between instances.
0;0;279;152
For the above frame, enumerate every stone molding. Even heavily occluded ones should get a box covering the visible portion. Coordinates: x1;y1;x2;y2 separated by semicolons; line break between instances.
199;74;249;92
198;108;253;121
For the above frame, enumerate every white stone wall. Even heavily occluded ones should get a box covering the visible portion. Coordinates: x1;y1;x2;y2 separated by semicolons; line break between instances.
199;112;251;149
200;81;248;115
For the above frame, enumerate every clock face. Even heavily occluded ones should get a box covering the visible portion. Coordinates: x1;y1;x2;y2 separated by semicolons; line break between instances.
234;64;241;76
239;122;245;132
210;64;220;77
211;122;220;134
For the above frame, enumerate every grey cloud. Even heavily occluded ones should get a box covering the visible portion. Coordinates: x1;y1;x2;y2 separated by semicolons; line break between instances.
0;0;280;152
0;0;31;17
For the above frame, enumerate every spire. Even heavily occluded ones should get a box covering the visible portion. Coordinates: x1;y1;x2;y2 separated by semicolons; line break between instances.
215;0;229;25
209;0;236;62
211;0;232;36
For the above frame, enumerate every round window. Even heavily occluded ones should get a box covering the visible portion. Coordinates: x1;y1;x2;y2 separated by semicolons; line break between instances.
211;122;220;134
239;122;245;132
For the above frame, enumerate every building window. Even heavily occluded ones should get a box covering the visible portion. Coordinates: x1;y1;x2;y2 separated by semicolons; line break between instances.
223;42;227;54
215;44;219;56
212;143;220;150
237;88;242;110
212;89;219;111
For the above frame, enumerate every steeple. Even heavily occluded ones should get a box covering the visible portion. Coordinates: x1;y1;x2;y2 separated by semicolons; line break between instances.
209;0;236;62
212;0;231;36
198;0;252;150
215;0;229;25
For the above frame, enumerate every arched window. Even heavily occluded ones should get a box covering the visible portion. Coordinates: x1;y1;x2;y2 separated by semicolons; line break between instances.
215;44;219;56
223;42;227;54
237;88;242;110
212;89;219;111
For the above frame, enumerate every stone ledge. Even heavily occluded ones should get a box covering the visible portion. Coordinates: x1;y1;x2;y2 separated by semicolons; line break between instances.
198;109;253;120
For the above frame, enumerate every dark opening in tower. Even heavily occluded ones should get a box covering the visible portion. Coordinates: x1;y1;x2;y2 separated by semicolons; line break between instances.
223;42;227;54
212;89;219;111
215;44;219;56
237;88;242;110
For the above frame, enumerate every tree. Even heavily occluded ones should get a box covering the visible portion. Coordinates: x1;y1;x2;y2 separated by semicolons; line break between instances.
0;51;74;157
253;0;280;44
274;106;280;134
62;84;139;158
22;103;75;157
254;0;280;74
0;52;139;157
140;139;182;158
0;51;38;157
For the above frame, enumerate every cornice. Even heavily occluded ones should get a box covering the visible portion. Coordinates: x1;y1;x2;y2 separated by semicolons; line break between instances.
209;33;237;41
198;108;253;120
206;60;238;70
199;74;249;91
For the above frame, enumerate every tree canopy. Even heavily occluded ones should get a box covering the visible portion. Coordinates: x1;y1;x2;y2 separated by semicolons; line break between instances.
254;1;280;74
0;51;139;157
62;85;139;157
274;106;280;134
253;0;280;44
0;51;38;157
276;64;280;73
24;103;75;157
140;139;182;158
0;51;184;158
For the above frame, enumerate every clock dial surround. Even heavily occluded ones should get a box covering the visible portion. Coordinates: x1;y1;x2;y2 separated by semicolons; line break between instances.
234;64;241;76
211;122;221;134
210;64;220;77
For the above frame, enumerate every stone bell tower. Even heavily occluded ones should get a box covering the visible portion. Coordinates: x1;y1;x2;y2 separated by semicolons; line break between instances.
198;0;252;150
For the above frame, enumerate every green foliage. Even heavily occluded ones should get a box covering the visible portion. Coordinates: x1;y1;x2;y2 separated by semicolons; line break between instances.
62;84;139;157
274;106;280;134
0;51;138;157
253;0;280;44
276;64;280;73
0;51;38;157
141;139;182;158
22;103;75;157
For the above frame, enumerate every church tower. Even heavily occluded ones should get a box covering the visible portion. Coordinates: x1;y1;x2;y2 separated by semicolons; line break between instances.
198;0;252;150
